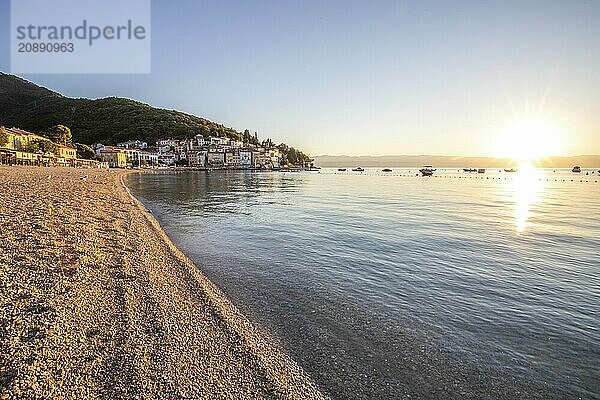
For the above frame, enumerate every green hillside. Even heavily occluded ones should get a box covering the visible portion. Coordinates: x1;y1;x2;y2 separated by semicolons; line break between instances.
0;73;242;145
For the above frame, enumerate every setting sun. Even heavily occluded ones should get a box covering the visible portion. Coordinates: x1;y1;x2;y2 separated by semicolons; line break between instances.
492;118;564;161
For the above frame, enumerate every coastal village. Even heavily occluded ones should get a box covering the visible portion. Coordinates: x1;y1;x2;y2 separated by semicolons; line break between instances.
96;135;287;169
0;126;311;170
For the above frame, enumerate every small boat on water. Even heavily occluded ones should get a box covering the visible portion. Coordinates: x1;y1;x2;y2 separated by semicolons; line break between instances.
572;166;581;173
352;167;365;172
338;168;347;172
307;166;321;172
463;168;477;172
478;169;485;174
419;166;436;176
504;168;518;173
382;168;393;172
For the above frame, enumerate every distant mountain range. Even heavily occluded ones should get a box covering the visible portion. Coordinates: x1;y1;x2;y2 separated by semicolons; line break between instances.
314;154;600;168
0;73;243;145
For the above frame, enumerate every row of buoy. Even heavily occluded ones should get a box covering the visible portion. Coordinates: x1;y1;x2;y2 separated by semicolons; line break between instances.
330;172;598;183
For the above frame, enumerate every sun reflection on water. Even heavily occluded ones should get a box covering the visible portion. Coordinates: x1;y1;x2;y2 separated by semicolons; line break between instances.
510;164;545;233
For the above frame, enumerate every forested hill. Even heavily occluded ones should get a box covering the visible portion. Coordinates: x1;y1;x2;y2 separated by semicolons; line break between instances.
0;73;245;145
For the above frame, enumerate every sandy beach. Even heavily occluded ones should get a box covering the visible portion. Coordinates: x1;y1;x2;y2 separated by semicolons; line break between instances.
0;166;324;399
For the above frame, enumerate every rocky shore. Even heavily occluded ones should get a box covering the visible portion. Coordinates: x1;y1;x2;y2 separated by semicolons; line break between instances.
0;166;324;399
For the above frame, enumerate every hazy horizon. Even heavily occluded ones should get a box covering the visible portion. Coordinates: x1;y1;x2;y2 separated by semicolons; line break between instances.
313;154;600;168
314;152;600;157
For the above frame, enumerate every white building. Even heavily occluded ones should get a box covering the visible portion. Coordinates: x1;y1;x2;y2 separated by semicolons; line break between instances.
116;140;148;149
137;151;159;165
158;153;176;165
224;151;241;168
254;152;271;169
251;151;261;167
195;135;207;147
157;139;176;147
188;150;207;167
207;151;225;167
92;143;106;155
209;136;230;147
158;144;171;154
239;150;252;168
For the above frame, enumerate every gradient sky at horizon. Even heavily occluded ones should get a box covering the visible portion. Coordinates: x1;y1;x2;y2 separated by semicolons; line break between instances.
1;0;599;156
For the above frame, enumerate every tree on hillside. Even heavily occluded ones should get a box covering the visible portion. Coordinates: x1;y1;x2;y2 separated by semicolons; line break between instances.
296;150;312;166
251;132;260;146
243;129;251;144
46;125;72;146
262;138;274;149
0;126;8;147
287;147;298;164
75;143;95;159
199;125;211;137
277;143;290;154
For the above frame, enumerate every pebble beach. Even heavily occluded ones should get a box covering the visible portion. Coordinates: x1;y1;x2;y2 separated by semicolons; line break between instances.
0;166;324;399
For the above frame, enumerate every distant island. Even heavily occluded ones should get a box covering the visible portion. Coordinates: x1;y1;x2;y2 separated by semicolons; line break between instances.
314;154;600;168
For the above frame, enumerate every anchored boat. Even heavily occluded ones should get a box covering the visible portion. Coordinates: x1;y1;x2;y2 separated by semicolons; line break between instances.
419;166;436;176
572;166;581;173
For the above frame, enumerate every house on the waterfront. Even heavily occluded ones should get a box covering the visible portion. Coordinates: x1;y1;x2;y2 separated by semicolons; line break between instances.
158;153;176;166
224;151;241;168
54;144;78;166
56;145;77;159
252;150;272;168
100;149;127;168
0;128;95;167
4;128;48;149
207;151;225;167
137;151;159;166
188;150;207;167
239;150;253;168
95;144;159;167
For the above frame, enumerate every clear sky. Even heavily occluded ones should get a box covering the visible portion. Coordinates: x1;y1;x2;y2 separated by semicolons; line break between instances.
1;0;599;156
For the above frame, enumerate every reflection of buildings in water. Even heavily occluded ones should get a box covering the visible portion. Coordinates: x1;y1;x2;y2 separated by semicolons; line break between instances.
139;171;305;214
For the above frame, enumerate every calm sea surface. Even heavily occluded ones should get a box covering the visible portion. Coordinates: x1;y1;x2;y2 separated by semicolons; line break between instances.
127;168;599;399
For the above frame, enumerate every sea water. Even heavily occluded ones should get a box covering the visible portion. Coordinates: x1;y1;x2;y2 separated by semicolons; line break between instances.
127;168;599;399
